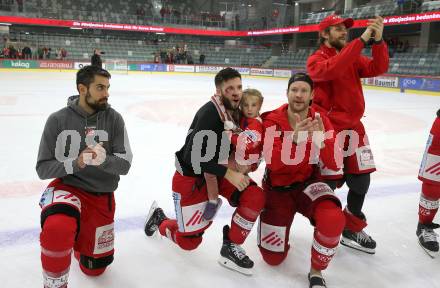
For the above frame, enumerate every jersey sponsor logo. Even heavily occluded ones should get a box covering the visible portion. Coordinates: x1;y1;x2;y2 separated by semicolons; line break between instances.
258;222;286;252
312;239;337;257
232;213;254;231
94;223;114;254
303;182;335;202
356;145;375;170
85;126;96;137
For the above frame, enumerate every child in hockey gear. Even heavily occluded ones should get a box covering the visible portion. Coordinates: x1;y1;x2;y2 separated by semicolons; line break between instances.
417;109;440;258
258;73;344;288
307;14;389;256
203;89;264;221
144;68;265;276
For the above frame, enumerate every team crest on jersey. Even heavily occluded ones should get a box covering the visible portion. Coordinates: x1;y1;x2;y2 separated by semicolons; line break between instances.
85;126;96;137
243;130;258;143
39;187;55;208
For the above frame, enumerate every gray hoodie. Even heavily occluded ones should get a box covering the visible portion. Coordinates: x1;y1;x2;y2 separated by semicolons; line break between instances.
36;95;132;193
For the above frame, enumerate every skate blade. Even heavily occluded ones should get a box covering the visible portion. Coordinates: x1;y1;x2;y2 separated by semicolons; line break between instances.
418;240;438;259
340;237;375;254
217;256;253;276
144;201;158;237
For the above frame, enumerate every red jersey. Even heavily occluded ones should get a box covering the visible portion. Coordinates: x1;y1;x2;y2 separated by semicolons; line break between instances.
419;110;440;184
307;38;389;131
262;104;341;187
231;116;264;170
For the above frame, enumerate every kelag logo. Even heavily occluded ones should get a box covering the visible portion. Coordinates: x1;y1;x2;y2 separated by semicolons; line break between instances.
4;60;37;69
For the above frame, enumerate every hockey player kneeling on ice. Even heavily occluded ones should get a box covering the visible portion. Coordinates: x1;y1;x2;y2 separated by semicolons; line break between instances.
36;65;132;288
259;73;345;288
144;68;265;276
417;108;440;258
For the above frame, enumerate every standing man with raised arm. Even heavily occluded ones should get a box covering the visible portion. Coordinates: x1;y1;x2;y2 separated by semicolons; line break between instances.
307;14;389;254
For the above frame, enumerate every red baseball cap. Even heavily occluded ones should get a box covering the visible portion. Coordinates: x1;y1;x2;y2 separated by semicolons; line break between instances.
319;14;354;31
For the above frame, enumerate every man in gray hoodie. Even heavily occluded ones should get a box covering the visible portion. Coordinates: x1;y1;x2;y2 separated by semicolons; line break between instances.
36;65;132;288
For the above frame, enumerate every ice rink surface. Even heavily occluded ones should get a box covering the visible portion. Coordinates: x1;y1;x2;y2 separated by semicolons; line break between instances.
0;70;439;287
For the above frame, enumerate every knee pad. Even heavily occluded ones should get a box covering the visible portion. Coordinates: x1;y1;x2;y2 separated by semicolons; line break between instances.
238;184;265;218
41;214;77;250
345;173;370;195
175;233;203;251
77;253;113;276
314;201;345;239
41;203;81;240
258;246;289;266
422;182;440;199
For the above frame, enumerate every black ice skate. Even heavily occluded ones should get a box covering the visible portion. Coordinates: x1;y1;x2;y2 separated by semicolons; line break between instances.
340;229;376;254
308;273;327;288
416;222;440;258
144;201;168;237
218;225;254;276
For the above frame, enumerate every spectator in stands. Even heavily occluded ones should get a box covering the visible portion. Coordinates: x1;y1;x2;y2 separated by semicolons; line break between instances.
16;0;23;13
262;16;267;29
31;45;38;59
235;14;240;30
403;40;410;52
61;48;67;60
22;46;31;59
9;45;17;59
199;52;205;64
56;48;62;60
187;52;194;64
154;52;160;63
2;46;9;58
160;49;167;63
38;46;44;59
91;49;104;68
396;0;405;13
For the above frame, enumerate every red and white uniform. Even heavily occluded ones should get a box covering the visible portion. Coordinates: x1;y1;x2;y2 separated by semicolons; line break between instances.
307;38;389;174
418;110;440;224
231;116;264;171
419;111;440;185
258;104;344;271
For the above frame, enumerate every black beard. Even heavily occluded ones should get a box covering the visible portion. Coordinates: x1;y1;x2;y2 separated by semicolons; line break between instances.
329;38;345;51
86;91;108;111
221;94;235;111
